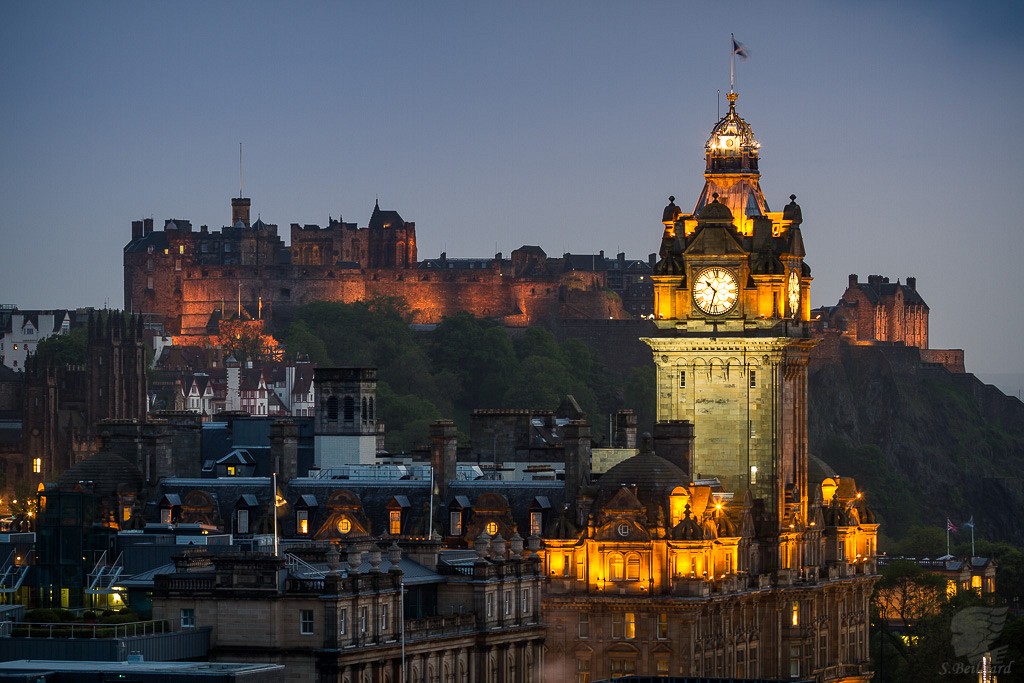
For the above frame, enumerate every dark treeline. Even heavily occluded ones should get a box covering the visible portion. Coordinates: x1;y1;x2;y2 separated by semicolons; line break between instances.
277;298;655;452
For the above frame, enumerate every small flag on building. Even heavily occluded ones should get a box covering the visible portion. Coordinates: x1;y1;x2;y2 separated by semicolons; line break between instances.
732;36;749;60
947;518;958;533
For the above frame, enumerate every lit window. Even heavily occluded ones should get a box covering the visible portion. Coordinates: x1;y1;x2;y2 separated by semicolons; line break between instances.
11;344;17;351
658;612;669;639
450;511;462;535
530;511;543;536
179;244;184;255
180;608;195;628
300;609;314;635
226;465;236;476
624;612;636;639
626;555;640;581
32;458;41;474
389;510;401;535
122;505;132;522
339;518;352;534
791;600;800;626
161;508;172;524
486;521;498;536
750;465;758;485
297;510;309;535
577;658;591;683
610;554;624;581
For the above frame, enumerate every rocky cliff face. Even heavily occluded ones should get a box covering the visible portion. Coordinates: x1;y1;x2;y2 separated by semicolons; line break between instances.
808;344;1024;546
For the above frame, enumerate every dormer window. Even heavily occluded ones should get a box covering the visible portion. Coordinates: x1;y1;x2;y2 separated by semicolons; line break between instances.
450;510;462;535
530;512;543;537
389;510;401;535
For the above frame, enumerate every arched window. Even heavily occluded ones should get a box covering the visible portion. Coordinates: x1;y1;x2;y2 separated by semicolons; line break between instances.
343;396;355;422
609;553;624;581
361;397;368;424
326;396;338;421
626;554;641;581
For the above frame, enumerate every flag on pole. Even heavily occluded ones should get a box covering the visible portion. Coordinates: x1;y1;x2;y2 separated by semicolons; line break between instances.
732;36;749;60
947;518;958;533
963;516;975;529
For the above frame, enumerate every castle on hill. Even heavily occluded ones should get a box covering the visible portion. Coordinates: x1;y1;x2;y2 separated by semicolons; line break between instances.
123;198;655;337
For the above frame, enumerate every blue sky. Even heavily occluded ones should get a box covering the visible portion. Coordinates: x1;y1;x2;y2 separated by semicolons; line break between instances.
2;1;1022;378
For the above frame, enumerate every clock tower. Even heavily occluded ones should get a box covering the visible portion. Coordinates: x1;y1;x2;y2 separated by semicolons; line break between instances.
643;91;814;556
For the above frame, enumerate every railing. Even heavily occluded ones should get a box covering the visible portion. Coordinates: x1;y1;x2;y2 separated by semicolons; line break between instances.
287;577;326;593
158;575;215;592
10;620;168;639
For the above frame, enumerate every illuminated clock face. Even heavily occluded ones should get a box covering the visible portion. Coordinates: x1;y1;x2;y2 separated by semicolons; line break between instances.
692;267;739;316
788;271;801;318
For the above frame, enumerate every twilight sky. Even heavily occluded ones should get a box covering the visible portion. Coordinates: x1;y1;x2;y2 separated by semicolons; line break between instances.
2;1;1022;381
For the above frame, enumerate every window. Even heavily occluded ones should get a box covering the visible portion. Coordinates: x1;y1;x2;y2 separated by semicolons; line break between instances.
749;370;757;388
656;658;670;675
161;508;172;524
339;608;347;635
626;555;640;581
180;608;195;628
521;588;530;614
791;600;800;626
359;606;367;634
327;396;338;420
32;458;41;474
237;508;249;534
178;244;185;255
679;370;686;388
624;612;636;639
750;465;758;485
297;510;309;535
609;553;624;581
658;612;669;639
227;465;236;476
300;609;314;635
380;603;389;632
530;511;543;536
504;590;512;616
577;658;591;683
450;511;462;535
486;521;498;536
338;518;352;534
612;612;622;639
610;658;635;678
578;612;590;639
390;509;401;535
343;396;355;422
563;553;572;577
486;593;494;618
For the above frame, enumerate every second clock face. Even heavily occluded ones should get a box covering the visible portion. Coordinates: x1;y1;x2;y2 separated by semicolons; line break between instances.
692;267;739;316
788;270;801;317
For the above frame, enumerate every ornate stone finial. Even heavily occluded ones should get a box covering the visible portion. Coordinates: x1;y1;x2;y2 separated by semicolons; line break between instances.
387;541;402;566
348;548;363;571
474;532;491;560
492;533;507;561
326;543;341;575
509;530;524;560
790;194;797;202
368;547;383;572
726;91;738;105
668;195;675;203
712;192;720;201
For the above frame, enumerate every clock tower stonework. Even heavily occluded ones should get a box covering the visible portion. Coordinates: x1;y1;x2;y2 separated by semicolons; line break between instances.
643;91;814;556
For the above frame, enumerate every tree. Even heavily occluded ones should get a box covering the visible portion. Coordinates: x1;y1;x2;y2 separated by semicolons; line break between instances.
217;318;280;364
33;326;87;366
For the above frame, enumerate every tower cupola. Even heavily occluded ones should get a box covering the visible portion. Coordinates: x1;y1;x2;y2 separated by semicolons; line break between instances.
705;91;760;174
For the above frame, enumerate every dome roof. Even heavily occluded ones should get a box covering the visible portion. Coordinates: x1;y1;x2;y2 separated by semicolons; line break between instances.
697;194;734;221
595;447;687;517
58;451;143;497
706;92;759;156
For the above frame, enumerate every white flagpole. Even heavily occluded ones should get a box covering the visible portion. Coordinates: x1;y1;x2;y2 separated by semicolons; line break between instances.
730;34;735;92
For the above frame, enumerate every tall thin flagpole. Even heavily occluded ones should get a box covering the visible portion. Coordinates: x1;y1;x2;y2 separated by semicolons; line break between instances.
730;34;735;92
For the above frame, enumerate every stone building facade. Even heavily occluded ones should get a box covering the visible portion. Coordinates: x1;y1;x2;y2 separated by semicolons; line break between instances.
123;201;628;339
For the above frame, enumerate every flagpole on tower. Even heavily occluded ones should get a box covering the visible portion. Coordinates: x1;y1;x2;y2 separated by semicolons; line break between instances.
730;34;735;92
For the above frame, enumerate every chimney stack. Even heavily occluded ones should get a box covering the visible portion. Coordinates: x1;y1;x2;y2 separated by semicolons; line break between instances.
653;420;695;478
